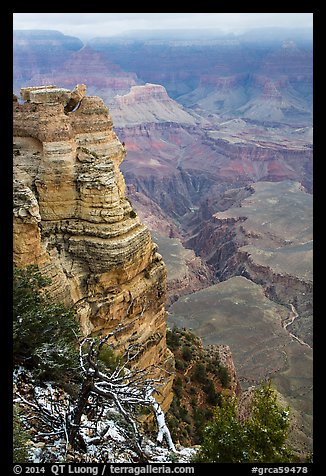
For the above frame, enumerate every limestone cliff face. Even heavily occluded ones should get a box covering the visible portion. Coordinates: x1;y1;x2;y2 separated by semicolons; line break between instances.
13;85;174;410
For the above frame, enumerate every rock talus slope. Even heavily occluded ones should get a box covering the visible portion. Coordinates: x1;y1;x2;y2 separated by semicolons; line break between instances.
13;85;174;411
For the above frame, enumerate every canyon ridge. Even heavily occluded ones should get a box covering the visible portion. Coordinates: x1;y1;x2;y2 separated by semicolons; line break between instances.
13;27;313;457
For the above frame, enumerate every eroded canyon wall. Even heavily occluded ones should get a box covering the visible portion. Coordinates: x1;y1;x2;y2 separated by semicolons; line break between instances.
13;85;174;410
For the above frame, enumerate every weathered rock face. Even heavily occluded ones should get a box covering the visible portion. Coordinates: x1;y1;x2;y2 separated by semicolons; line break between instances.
13;85;174;410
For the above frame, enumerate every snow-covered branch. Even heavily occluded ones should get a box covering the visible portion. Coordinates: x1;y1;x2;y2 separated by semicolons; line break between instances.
73;315;176;454
14;382;73;460
14;302;176;461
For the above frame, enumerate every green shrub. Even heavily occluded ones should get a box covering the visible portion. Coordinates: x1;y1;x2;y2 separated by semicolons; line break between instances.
129;210;137;218
13;265;80;381
166;328;181;350
193;382;294;463
173;376;183;393
181;345;193;362
98;344;123;372
191;362;207;384
190;396;197;406
218;365;230;388
13;405;31;462
175;358;185;371
205;380;221;405
179;405;188;419
192;407;213;443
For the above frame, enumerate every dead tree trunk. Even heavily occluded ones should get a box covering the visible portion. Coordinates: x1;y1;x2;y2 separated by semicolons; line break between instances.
68;373;93;449
67;310;176;457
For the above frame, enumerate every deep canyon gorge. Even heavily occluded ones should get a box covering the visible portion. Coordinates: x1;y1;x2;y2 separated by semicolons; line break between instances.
13;26;313;458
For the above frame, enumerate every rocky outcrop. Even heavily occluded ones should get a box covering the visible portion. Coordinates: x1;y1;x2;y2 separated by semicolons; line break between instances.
213;344;240;396
13;85;174;411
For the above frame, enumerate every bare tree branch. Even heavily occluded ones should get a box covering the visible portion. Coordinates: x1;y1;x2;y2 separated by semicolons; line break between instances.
74;332;176;453
14;301;176;461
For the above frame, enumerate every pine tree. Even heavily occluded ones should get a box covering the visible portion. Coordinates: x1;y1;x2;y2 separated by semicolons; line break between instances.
13;265;80;380
245;382;293;462
193;382;294;463
193;395;247;462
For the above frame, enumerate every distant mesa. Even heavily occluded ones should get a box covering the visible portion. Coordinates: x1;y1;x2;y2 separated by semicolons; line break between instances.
111;83;198;127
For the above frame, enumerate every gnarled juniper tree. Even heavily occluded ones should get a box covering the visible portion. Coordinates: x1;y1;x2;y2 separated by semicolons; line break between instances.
14;266;175;461
69;314;176;460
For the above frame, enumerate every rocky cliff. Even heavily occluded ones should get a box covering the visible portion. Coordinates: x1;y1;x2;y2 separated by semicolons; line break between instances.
13;85;174;411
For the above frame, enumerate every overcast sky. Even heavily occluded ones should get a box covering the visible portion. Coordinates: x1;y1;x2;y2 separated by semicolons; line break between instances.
13;13;313;40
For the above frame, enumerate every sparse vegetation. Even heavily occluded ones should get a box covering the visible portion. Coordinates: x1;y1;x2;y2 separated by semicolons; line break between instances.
129;209;137;218
193;382;294;463
13;405;32;462
166;327;226;445
13;265;80;382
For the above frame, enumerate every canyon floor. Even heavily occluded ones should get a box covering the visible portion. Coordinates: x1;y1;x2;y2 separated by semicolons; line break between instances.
163;180;313;455
167;277;312;453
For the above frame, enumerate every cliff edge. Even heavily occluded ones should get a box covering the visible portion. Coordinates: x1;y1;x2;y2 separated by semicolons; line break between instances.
13;85;174;411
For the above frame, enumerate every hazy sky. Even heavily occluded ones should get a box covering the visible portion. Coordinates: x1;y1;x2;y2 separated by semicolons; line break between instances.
13;13;313;39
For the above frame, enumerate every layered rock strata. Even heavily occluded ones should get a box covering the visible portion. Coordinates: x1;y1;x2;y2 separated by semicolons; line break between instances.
13;85;174;410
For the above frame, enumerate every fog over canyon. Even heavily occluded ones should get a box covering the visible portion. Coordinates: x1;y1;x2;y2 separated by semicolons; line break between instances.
13;26;313;455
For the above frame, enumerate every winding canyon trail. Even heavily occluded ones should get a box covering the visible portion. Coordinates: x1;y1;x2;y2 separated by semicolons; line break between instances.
283;304;312;349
